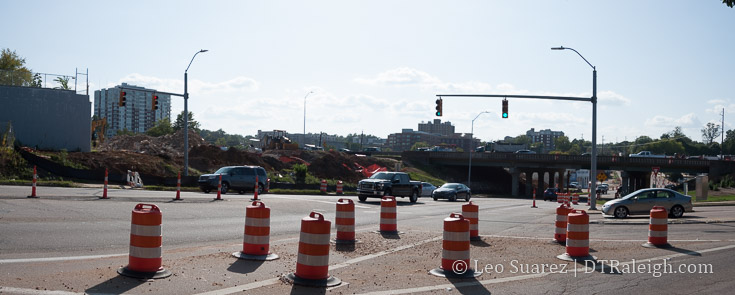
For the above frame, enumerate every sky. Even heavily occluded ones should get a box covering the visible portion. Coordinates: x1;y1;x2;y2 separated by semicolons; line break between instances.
2;0;734;145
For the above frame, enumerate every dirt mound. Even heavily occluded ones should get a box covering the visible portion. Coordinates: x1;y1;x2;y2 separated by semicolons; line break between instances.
308;151;397;183
67;150;177;176
188;145;288;174
98;129;206;158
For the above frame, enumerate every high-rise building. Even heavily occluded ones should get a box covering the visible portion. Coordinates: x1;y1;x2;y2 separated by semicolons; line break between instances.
526;128;565;151
418;119;455;136
94;83;171;138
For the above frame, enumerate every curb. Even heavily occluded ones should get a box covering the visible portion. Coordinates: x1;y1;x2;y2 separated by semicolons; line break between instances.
693;201;735;207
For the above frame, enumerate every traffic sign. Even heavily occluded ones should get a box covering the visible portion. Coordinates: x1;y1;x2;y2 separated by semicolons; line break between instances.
652;166;660;175
597;172;607;181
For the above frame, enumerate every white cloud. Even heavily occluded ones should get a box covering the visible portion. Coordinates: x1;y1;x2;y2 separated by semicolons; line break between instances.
598;90;631;106
644;113;700;128
355;67;493;93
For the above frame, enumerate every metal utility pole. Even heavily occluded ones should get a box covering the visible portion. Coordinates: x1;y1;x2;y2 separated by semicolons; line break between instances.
722;108;725;159
303;91;313;146
468;111;489;189
183;49;208;176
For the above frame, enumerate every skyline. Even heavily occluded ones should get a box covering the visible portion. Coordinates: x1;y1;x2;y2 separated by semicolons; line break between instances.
2;0;733;144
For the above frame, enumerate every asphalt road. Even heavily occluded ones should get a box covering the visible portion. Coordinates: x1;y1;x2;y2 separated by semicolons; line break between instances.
1;185;734;294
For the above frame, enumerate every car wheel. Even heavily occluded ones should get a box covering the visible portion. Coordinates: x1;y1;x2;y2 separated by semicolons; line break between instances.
670;205;685;218
613;206;628;218
257;184;264;195
409;190;418;203
358;195;367;202
384;189;392;197
449;194;457;202
465;193;471;202
221;182;229;194
433;196;438;201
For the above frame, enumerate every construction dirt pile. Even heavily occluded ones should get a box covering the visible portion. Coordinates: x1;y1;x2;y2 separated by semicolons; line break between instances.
98;129;206;159
67;150;178;177
188;145;288;173
306;150;398;183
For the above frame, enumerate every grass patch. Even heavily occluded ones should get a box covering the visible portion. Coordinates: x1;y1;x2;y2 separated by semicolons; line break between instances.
0;179;80;187
407;171;446;186
682;190;735;202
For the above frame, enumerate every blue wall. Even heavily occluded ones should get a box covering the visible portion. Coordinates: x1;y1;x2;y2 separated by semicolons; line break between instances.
0;85;91;152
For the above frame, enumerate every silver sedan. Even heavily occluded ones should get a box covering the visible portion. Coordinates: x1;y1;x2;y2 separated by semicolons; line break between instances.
421;182;437;197
601;188;693;218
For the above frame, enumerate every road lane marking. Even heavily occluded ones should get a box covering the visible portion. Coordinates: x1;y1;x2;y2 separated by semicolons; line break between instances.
265;195;371;208
0;286;84;294
0;253;126;264
355;243;735;295
195;235;442;295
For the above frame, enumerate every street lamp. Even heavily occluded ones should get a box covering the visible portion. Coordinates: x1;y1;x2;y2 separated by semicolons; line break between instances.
183;49;208;176
303;91;314;146
552;46;598;210
468;111;490;190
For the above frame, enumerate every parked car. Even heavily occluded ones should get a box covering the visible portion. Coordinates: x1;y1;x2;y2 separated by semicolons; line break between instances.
421;182;437;197
596;183;609;194
601;188;693;218
543;188;559;201
432;183;471;202
198;166;268;194
570;182;579;189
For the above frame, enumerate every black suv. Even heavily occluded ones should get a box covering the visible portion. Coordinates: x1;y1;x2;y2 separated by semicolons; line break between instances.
198;166;268;194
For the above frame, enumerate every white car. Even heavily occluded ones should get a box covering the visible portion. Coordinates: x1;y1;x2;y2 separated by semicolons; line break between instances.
421;182;437;197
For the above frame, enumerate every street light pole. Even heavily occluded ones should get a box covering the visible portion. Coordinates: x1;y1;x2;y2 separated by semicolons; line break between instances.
303;91;313;146
552;46;598;210
468;111;490;190
183;49;208;177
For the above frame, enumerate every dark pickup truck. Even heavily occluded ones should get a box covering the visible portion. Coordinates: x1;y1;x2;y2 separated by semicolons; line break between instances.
356;172;422;203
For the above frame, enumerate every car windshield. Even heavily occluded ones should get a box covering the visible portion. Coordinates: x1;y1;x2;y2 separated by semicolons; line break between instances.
441;184;460;189
214;167;232;175
370;172;393;180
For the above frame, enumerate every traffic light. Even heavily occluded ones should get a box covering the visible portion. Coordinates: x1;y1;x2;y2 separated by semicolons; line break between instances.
502;99;508;118
435;98;443;116
152;94;159;110
118;91;127;107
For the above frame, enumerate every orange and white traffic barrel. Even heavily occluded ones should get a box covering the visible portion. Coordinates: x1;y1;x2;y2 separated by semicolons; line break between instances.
557;209;593;261
284;211;341;287
572;193;579;205
557;193;564;204
554;204;573;244
429;213;480;278
27;165;38;198
335;198;356;244
265;178;270;193
336;181;343;195
101;168;109;199
117;204;171;279
233;201;279;260
643;206;671;248
320;179;327;194
462;201;480;241
379;196;398;234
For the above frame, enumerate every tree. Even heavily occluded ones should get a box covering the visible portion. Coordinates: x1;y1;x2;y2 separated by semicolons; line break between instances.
54;76;71;90
724;0;734;8
0;48;38;87
146;118;174;137
173;111;201;132
701;122;721;144
554;136;572;153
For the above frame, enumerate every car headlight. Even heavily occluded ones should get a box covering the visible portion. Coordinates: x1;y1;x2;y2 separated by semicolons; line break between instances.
376;183;384;188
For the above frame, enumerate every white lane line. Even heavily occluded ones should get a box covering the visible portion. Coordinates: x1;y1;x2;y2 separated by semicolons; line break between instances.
266;195;370;208
0;286;84;295
195;235;442;295
193;278;281;295
478;234;726;243
356;243;735;295
0;253;126;264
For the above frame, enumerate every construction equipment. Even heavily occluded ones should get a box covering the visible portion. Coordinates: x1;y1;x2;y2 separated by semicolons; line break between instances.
262;130;299;151
91;118;107;147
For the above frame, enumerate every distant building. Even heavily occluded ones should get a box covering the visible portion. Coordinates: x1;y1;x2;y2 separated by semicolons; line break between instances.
418;119;455;136
94;83;171;138
387;120;479;152
526;128;564;152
